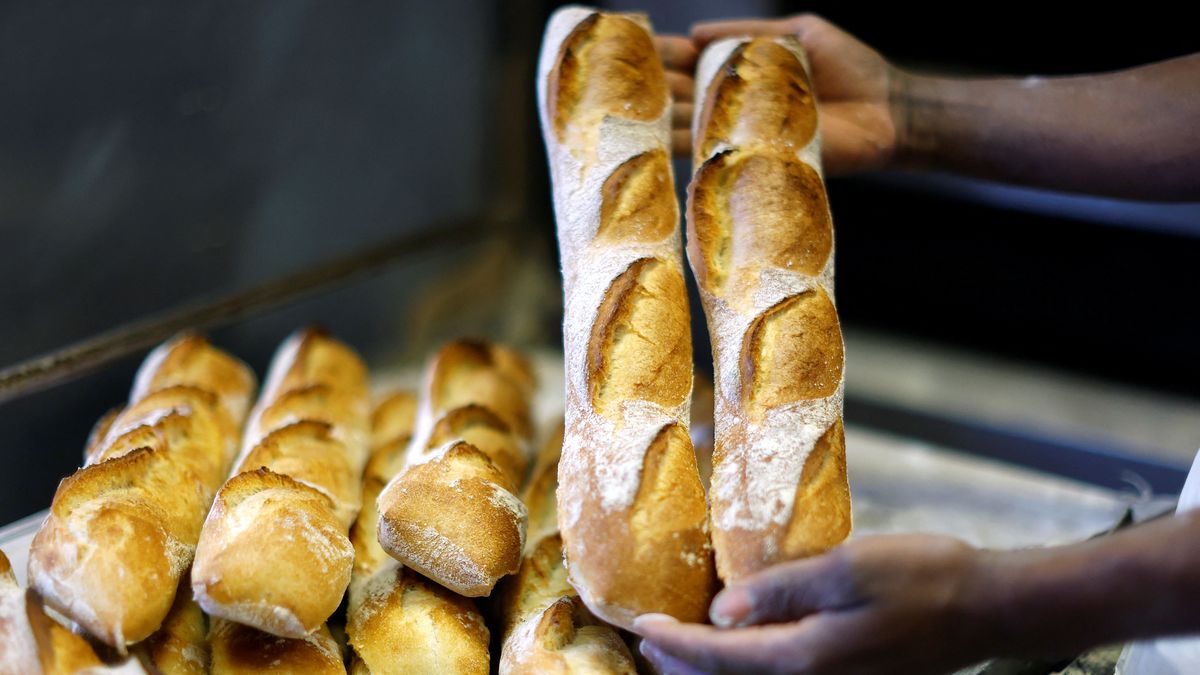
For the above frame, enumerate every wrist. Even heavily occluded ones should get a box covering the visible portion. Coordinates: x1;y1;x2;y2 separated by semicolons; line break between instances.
888;69;945;170
886;66;915;167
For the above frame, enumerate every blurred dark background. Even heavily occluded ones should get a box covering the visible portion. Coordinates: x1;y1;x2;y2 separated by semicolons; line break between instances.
0;0;1196;523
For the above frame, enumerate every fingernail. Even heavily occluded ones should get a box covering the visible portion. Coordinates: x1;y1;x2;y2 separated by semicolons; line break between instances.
633;613;677;631
709;588;751;627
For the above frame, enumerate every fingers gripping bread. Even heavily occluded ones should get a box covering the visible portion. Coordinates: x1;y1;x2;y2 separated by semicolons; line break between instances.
192;329;369;638
537;6;715;629
376;341;533;597
347;391;490;675
496;427;636;675
688;37;851;582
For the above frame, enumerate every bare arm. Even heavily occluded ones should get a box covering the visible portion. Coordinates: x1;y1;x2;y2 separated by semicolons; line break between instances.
635;511;1200;674
665;15;1200;201
896;55;1200;201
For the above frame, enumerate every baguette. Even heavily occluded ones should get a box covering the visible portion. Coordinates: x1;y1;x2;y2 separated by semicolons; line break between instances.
537;6;715;628
192;329;369;638
687;37;851;581
496;426;636;675
376;340;533;597
28;335;253;648
2;548;109;675
209;619;344;674
133;581;208;675
346;390;490;675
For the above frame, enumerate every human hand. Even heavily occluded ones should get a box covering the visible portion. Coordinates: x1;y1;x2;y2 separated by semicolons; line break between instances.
658;14;905;175
634;535;1000;675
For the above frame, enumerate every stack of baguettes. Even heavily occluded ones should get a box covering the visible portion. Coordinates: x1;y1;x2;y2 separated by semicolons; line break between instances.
192;328;370;640
538;3;851;624
344;386;491;674
374;340;534;599
26;334;256;651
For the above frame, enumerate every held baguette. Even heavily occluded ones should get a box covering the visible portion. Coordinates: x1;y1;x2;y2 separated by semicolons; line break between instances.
496;426;636;675
375;340;533;597
29;335;254;649
346;391;490;675
537;6;715;629
687;37;851;582
192;329;369;638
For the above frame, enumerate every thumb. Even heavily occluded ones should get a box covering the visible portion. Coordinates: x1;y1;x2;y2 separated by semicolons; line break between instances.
709;551;852;628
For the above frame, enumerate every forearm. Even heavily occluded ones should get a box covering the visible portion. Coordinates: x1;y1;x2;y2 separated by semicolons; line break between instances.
892;54;1200;201
972;509;1200;657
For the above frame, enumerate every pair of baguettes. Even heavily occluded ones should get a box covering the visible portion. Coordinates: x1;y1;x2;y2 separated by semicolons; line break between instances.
374;340;535;599
27;335;256;650
345;386;490;675
538;5;852;624
192;328;370;639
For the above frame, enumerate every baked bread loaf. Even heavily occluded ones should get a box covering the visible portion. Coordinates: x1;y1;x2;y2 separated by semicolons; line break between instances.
192;329;369;638
376;340;533;597
496;425;636;675
537;6;715;628
28;336;253;649
2;547;118;674
133;582;208;675
209;619;344;675
687;36;851;581
346;390;490;675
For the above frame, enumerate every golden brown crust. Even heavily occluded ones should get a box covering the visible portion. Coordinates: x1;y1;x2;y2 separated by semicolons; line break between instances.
24;590;105;673
0;547;13;585
520;423;563;552
688;150;832;291
370;391;418;450
597;149;677;244
376;441;525;597
236;422;361;526
714;421;851;575
192;468;352;639
209;618;344;674
426;405;525;487
695;39;817;165
136;582;209;674
428;340;535;441
132;334;257;439
30;403;225;648
347;567;489;675
548;13;668;146
562;424;714;626
497;536;636;675
375;340;533;598
740;289;844;412
83;407;123;464
588;258;692;416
